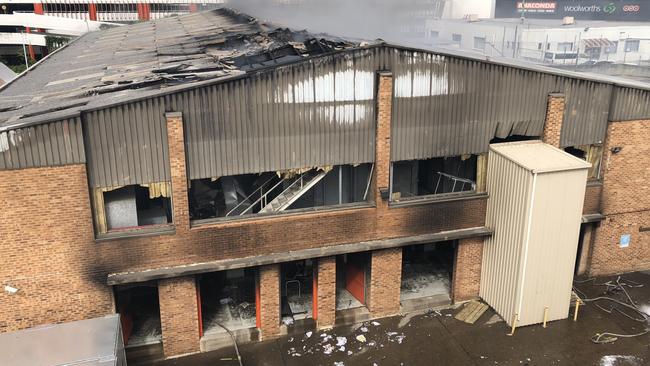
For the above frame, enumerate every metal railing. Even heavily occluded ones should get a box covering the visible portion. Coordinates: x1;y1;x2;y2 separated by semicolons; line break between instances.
225;175;278;217
433;171;476;194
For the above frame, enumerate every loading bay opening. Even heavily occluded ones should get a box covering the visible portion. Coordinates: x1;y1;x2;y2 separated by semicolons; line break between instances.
336;252;370;311
114;283;162;348
400;241;455;310
198;268;258;336
281;260;315;326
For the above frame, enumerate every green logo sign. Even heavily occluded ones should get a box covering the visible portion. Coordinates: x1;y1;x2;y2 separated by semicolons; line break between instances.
604;3;616;14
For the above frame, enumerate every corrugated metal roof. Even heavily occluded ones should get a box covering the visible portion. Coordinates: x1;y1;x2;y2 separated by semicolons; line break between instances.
490;141;591;173
2;9;650;134
0;8;366;131
0;117;85;170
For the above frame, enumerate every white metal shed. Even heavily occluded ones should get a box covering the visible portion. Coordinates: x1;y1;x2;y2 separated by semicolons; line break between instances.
0;314;126;366
480;141;590;327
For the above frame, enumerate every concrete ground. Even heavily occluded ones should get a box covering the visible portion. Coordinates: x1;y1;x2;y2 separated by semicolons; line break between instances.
130;272;650;366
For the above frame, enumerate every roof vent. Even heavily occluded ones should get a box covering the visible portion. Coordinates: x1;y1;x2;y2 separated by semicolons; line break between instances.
466;14;480;22
562;16;575;25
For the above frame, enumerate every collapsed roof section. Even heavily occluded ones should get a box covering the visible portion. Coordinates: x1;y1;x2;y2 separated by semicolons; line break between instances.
0;8;364;129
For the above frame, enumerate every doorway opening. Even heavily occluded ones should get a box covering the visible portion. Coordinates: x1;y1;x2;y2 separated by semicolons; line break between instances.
114;283;161;348
400;242;455;308
336;252;370;311
280;260;314;325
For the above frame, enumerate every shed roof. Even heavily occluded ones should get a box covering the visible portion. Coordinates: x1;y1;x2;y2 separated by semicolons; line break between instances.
489;141;591;174
0;315;122;366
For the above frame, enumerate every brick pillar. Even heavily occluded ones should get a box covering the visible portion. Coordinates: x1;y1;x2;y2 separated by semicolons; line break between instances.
368;248;402;318
159;277;200;358
577;224;594;276
451;237;484;303
542;93;565;148
259;265;280;340
165;112;190;233
315;256;336;329
25;27;36;61
88;3;98;21
375;71;393;209
137;3;150;21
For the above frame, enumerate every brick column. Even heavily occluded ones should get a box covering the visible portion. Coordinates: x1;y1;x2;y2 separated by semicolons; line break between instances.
315;256;336;329
259;264;280;340
368;248;402;318
542;93;565;148
576;224;594;276
165;112;190;233
451;237;484;302
159;277;200;358
88;3;98;21
375;71;393;209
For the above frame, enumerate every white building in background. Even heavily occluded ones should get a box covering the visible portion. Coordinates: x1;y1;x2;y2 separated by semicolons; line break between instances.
441;0;494;19
425;17;650;65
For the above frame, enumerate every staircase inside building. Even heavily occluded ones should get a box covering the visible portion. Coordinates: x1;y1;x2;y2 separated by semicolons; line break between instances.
259;170;328;213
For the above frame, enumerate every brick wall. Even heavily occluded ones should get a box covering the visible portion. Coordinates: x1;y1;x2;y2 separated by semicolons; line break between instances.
368;248;402;318
0;71;487;337
542;93;565;148
590;119;650;275
259;264;280;339
583;183;603;215
315;256;336;329
158;277;200;357
451;237;484;302
0;164;113;333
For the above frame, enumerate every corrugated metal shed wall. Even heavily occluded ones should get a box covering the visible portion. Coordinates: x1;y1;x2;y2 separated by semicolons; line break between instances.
560;80;612;147
390;48;560;161
481;142;588;327
0;117;85;170
480;147;531;326
84;98;170;188
172;49;381;180
609;86;650;122
388;47;621;160
519;168;586;326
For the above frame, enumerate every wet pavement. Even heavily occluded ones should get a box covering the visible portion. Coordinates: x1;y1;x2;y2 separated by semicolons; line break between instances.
130;271;650;366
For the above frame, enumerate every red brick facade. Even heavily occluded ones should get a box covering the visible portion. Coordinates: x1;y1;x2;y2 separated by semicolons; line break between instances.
259;265;280;339
368;248;403;318
590;119;650;276
451;237;484;302
542;93;565;148
158;277;200;357
315;256;336;329
0;164;113;333
0;71;487;354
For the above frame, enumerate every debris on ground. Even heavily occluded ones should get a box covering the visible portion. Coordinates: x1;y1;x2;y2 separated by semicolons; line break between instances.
454;301;489;324
356;335;367;343
574;276;650;344
599;355;644;366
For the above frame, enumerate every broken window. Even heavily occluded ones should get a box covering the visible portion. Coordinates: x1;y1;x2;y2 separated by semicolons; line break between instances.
92;183;172;235
564;145;602;180
189;163;374;222
390;155;477;201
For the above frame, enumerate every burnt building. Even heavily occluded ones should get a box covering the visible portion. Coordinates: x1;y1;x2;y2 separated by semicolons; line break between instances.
1;8;649;359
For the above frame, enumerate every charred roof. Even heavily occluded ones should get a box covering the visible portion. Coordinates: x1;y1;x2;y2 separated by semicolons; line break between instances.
0;8;363;129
